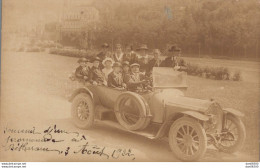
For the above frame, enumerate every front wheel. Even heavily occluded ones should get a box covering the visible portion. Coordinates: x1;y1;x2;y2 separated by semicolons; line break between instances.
71;93;94;129
216;114;246;153
168;117;207;161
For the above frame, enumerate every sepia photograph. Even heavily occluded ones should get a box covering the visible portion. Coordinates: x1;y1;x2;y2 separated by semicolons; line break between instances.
0;0;259;164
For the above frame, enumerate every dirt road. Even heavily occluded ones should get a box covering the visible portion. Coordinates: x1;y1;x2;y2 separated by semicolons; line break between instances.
0;52;258;162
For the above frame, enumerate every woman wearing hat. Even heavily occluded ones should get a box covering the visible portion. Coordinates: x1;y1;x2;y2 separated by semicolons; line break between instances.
89;57;107;85
74;57;91;81
107;62;126;89
102;57;114;81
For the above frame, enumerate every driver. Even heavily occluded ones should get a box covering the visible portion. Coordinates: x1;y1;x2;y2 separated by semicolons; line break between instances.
127;63;149;92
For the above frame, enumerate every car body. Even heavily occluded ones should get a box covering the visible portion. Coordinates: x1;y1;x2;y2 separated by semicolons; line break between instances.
70;67;246;161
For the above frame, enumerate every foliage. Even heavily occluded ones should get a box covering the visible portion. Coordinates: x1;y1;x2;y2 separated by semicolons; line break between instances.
232;71;242;81
49;48;98;59
84;0;259;58
185;59;240;81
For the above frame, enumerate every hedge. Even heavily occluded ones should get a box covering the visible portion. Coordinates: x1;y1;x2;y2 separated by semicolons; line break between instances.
49;48;98;59
185;60;241;81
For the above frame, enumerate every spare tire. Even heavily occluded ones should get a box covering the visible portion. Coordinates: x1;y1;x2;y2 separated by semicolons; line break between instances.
114;92;151;131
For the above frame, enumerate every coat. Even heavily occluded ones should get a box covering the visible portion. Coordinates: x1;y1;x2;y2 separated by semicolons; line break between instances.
123;52;138;64
107;72;124;88
75;66;90;80
147;58;161;75
122;71;131;84
160;56;178;67
113;52;124;63
127;72;146;91
137;55;151;73
89;67;106;84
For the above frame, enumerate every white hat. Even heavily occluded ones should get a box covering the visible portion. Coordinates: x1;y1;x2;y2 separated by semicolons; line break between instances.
102;57;114;66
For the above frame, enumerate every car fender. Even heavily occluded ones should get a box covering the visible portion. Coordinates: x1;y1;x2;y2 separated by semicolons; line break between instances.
223;108;244;117
154;111;209;139
69;87;93;102
181;111;210;121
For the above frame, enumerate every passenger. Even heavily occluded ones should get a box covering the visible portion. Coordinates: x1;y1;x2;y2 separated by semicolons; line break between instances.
136;44;150;74
89;57;107;86
113;44;124;63
122;61;131;84
74;57;91;82
102;57;114;81
97;43;110;61
161;45;186;71
107;62;126;89
127;63;148;92
123;45;138;64
147;49;162;76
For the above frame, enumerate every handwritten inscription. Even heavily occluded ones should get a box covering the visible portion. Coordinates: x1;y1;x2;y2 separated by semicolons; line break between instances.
2;125;135;161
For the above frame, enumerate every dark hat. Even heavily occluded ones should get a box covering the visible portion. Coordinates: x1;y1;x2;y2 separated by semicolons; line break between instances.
122;61;130;66
136;44;148;51
102;57;114;66
92;56;101;62
130;63;140;68
168;45;177;52
101;43;109;48
113;62;122;68
174;47;181;52
77;57;89;63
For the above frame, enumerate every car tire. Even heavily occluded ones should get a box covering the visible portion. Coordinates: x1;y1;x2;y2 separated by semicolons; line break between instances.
216;114;246;153
114;92;151;131
169;117;207;161
71;93;94;129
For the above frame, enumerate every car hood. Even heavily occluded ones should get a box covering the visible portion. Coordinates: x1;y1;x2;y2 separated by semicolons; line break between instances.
158;89;213;113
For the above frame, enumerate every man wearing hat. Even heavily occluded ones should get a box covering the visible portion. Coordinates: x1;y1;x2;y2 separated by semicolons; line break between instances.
89;56;106;85
136;44;151;73
122;61;131;84
127;63;148;92
161;45;183;70
74;57;91;81
113;44;124;63
97;43;111;61
107;62;126;89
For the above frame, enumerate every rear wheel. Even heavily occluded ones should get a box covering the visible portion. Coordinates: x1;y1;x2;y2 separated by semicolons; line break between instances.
169;117;207;161
216;114;246;153
71;93;94;129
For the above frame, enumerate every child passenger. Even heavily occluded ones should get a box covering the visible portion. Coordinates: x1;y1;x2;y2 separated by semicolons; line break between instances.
89;57;107;85
107;62;126;89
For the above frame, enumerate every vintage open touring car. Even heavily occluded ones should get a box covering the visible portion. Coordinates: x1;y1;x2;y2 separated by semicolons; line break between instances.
69;67;246;161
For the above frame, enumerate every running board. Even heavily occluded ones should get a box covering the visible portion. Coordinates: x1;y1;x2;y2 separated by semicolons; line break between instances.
95;120;157;139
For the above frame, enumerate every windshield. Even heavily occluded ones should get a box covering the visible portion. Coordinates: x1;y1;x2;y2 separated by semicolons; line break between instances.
152;67;188;88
